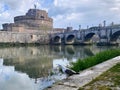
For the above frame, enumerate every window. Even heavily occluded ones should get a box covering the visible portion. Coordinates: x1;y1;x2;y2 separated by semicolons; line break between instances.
41;16;44;19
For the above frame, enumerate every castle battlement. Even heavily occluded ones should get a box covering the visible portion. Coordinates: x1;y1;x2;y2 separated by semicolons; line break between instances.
2;8;53;32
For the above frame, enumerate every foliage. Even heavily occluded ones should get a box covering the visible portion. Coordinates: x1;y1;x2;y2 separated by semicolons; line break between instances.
70;49;120;72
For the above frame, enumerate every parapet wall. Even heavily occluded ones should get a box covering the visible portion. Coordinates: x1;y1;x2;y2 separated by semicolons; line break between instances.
0;31;49;44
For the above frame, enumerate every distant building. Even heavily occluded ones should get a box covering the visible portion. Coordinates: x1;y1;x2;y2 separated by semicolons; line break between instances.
2;8;53;33
53;28;65;33
52;27;73;34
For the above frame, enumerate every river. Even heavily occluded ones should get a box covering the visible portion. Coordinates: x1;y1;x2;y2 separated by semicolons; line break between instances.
0;45;119;90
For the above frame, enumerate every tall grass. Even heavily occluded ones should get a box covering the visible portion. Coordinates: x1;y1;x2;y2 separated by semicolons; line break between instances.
70;49;120;72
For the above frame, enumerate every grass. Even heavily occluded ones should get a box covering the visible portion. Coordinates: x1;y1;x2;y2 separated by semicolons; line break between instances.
79;63;120;90
70;49;120;72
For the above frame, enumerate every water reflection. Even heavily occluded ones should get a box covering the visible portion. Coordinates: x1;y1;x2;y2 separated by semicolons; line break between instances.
0;58;65;90
2;46;95;78
0;45;119;90
4;58;52;78
50;45;95;61
0;59;36;90
2;45;119;78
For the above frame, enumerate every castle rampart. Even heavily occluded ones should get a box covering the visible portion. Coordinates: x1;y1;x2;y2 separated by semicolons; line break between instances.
2;8;53;32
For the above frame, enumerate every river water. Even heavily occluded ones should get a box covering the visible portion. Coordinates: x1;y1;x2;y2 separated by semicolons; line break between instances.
0;45;119;90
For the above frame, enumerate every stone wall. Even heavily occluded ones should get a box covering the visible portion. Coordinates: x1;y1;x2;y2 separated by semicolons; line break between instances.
15;19;53;30
0;31;49;44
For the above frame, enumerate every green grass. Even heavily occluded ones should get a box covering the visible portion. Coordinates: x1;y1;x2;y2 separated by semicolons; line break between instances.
79;63;120;90
70;49;120;72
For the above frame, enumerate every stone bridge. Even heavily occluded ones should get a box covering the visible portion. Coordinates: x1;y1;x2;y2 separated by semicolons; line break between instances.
49;25;120;45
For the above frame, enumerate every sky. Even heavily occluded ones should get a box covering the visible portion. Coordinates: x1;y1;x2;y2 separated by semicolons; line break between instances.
0;0;120;29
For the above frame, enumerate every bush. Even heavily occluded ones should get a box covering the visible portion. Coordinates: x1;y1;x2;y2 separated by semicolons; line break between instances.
70;49;120;72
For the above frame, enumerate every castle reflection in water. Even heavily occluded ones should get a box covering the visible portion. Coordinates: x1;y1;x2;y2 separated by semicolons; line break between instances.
1;45;118;79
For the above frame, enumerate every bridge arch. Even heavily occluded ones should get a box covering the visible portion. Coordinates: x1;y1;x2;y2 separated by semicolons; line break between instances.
110;30;120;42
66;34;75;44
84;33;96;42
53;36;61;44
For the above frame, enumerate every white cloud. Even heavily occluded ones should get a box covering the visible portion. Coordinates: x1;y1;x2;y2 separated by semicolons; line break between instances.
0;0;120;29
53;12;83;29
110;7;119;11
66;13;83;20
51;0;120;29
0;65;35;90
54;0;89;8
0;11;10;19
0;0;45;29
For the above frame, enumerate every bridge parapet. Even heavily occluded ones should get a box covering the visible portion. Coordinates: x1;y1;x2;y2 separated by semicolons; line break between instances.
50;25;120;45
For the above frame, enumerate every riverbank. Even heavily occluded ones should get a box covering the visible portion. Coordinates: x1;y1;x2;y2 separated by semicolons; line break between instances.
79;63;120;90
0;42;47;47
71;49;120;72
46;56;120;90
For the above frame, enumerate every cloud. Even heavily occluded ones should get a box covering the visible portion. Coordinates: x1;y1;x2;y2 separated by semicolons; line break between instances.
0;0;39;11
0;0;120;29
50;0;120;29
53;12;84;28
0;0;44;28
0;65;35;90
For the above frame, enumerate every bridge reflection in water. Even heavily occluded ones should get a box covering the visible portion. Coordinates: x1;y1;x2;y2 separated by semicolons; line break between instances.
0;45;119;89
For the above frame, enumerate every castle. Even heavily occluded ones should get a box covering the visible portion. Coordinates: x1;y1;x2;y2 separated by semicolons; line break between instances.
0;8;55;44
0;7;71;44
2;8;53;33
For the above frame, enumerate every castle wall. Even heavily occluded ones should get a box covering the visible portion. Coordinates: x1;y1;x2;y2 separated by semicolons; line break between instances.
0;31;49;44
2;9;53;32
15;19;53;30
1;9;53;44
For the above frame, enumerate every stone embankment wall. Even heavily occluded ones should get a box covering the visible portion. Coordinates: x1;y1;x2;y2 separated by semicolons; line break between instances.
0;31;49;44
